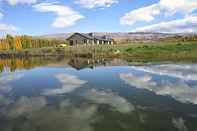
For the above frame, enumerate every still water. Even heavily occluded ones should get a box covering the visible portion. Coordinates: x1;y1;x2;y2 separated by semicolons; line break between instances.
0;57;197;131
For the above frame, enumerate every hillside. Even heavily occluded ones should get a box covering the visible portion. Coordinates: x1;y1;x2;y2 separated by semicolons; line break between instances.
38;32;197;43
36;33;73;40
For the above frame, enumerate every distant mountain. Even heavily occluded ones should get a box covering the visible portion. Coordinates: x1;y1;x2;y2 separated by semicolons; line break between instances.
38;32;197;42
37;33;73;40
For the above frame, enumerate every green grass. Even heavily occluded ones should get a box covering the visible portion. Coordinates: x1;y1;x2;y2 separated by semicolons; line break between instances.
1;41;197;63
0;47;66;57
65;41;197;62
121;42;197;62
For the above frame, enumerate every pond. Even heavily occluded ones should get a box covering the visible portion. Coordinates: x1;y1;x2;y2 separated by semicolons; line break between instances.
0;57;197;131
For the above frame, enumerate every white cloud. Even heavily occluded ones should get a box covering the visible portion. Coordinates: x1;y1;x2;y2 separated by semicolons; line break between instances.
120;4;160;26
0;4;18;34
83;89;135;113
43;73;87;96
33;2;85;28
120;0;197;26
135;15;197;33
0;23;18;32
159;0;197;15
2;0;37;5
75;0;118;9
0;12;3;19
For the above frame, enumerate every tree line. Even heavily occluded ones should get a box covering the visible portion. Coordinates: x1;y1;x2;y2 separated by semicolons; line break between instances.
0;34;67;50
0;57;62;72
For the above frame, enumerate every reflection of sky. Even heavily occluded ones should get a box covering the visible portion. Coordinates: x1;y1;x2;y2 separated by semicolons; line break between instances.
120;64;197;105
42;73;87;96
129;64;197;81
172;117;188;131
0;95;11;106
82;89;135;113
7;96;47;118
2;97;97;131
0;72;24;93
1;64;197;131
42;72;134;113
0;70;136;130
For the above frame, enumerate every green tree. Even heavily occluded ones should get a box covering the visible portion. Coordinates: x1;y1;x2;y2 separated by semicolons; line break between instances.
6;34;14;50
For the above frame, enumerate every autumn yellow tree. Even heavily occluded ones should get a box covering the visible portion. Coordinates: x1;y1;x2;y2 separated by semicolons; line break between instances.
14;36;22;50
0;39;10;50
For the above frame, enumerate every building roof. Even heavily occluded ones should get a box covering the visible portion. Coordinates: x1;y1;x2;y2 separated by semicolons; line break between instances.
67;33;113;41
94;35;113;41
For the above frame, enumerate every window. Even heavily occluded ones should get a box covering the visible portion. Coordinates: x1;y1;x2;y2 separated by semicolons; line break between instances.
70;40;73;45
83;39;87;44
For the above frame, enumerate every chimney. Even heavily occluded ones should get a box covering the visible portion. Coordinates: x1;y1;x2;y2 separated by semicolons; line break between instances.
88;33;94;37
102;35;107;39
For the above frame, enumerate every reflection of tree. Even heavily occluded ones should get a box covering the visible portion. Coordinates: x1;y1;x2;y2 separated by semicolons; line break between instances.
0;64;3;72
0;57;128;72
0;57;65;72
0;57;108;72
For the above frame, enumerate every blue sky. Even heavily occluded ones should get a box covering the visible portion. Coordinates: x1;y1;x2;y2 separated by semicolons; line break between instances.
0;0;197;36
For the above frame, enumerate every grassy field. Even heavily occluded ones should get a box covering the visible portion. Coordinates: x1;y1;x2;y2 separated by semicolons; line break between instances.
67;41;197;62
0;47;66;57
1;41;197;62
122;42;197;62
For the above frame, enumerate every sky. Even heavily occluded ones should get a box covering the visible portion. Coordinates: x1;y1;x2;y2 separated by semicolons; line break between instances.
0;0;197;36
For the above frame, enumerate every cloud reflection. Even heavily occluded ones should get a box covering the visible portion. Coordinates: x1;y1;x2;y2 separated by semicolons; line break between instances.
57;101;97;131
43;74;87;96
172;117;188;131
0;95;11;106
130;64;197;81
7;96;47;118
83;89;135;113
0;72;24;93
5;98;97;131
120;73;197;105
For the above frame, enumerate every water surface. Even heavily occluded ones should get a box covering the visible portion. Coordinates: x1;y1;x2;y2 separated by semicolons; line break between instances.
0;57;197;131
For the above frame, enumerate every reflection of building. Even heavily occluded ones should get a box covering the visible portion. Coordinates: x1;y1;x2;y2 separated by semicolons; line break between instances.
68;58;128;70
67;33;114;46
0;57;129;72
105;59;128;66
68;58;107;70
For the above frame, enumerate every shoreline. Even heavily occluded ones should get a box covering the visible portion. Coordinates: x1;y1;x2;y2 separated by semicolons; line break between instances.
0;41;197;63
